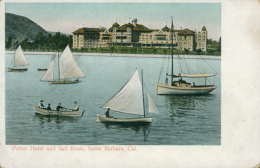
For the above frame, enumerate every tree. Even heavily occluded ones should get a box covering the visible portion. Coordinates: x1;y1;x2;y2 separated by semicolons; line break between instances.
196;49;202;55
21;39;30;50
99;27;106;32
5;36;12;49
208;49;214;55
184;48;189;55
163;49;167;54
50;42;57;52
218;37;221;51
152;48;157;54
110;47;115;53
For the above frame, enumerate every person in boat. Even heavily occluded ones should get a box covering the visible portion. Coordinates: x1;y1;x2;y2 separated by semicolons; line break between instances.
73;101;79;111
39;100;45;109
105;108;110;117
46;103;52;110
56;103;65;111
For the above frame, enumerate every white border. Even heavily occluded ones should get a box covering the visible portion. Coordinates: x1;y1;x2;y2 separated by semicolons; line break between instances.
1;0;260;168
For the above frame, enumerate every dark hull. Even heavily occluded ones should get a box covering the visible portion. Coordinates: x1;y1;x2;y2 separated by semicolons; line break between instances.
8;68;28;72
37;68;48;71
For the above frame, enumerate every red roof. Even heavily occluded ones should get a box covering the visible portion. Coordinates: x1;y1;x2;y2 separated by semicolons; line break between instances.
73;28;100;34
177;29;196;35
112;22;120;27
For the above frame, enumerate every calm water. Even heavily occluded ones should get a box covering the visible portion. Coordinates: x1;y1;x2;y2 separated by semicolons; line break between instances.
5;53;221;145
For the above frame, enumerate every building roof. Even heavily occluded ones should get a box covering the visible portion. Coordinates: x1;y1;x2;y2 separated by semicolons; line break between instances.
126;22;134;27
177;29;196;35
162;25;170;31
117;23;151;32
112;22;120;27
73;27;100;34
133;24;151;31
202;26;206;31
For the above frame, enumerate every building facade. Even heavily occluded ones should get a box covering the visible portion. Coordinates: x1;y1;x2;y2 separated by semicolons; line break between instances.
139;26;179;48
72;19;208;51
99;29;113;47
72;28;100;49
195;26;207;51
177;29;196;51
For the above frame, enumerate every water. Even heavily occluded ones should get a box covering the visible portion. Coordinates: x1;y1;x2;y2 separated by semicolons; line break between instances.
5;53;221;145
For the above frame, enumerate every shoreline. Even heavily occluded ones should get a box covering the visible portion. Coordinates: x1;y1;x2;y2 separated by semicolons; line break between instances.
5;51;221;60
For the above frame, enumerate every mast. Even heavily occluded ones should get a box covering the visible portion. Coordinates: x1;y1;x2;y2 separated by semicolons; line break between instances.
58;47;60;82
171;16;174;85
141;69;145;118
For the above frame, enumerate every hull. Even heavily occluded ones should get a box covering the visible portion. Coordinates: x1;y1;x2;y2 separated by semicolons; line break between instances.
33;106;84;117
97;115;152;123
157;83;216;95
37;68;47;71
8;68;27;72
48;80;81;84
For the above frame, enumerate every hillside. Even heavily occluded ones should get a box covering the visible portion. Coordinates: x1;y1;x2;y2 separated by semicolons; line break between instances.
5;13;48;42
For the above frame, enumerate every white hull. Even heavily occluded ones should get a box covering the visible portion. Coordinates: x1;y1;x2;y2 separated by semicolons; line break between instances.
97;115;152;123
33;106;84;117
157;83;216;95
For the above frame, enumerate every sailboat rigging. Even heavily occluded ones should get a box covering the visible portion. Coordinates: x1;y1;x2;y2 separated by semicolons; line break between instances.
97;69;159;124
157;17;217;95
41;45;85;84
8;45;29;72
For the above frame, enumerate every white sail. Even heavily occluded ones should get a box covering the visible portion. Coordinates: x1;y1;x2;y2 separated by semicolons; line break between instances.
102;70;144;116
41;59;55;81
14;45;29;67
147;91;159;114
59;46;85;80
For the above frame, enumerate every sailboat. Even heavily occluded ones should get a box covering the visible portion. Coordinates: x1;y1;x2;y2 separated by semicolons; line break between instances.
97;69;159;124
41;45;85;84
8;45;29;72
157;17;217;95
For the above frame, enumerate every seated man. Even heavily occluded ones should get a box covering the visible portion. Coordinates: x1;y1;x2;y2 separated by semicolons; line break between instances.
46;103;52;110
73;101;79;111
56;103;65;111
39;100;45;108
105;108;110;117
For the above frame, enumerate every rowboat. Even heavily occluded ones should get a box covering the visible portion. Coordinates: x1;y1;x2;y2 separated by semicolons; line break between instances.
33;106;84;117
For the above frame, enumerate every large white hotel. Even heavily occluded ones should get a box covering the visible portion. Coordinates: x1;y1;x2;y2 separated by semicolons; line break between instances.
72;19;207;52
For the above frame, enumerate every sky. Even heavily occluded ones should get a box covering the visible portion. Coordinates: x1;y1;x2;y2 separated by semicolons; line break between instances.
5;3;221;40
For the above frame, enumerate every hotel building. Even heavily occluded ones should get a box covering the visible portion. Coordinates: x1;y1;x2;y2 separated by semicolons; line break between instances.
72;19;208;51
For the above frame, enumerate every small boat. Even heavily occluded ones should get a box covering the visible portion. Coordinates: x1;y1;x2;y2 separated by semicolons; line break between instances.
97;69;159;124
37;68;48;71
8;45;29;72
157;17;217;95
33;106;85;117
41;45;85;84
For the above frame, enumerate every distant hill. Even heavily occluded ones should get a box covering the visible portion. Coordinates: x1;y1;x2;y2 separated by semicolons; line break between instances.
5;13;48;42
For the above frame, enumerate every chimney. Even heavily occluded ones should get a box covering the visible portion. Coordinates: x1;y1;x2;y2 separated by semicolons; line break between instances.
132;19;137;27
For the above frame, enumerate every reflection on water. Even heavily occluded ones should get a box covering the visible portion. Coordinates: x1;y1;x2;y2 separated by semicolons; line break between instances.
101;122;151;142
34;114;77;126
164;94;216;122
